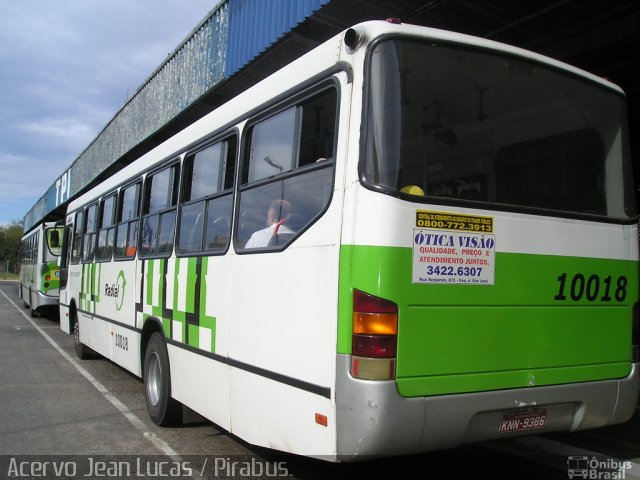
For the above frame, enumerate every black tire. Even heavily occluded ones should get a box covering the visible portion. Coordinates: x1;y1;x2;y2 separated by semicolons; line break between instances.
23;287;30;308
28;291;38;318
144;332;183;426
73;316;94;360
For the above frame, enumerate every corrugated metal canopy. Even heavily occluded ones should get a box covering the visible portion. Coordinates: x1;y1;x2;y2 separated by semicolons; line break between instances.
25;0;640;229
142;0;640;156
176;0;640;183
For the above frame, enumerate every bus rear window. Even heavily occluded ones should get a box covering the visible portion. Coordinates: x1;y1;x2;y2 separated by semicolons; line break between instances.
363;38;636;220
494;129;605;214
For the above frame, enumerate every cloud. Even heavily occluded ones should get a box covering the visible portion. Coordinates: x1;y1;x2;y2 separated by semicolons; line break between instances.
0;151;64;193
18;118;98;153
0;0;216;224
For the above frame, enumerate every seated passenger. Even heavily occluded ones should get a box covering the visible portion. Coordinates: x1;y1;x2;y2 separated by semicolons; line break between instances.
245;199;294;248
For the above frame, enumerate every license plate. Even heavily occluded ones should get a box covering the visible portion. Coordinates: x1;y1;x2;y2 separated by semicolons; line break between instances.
498;409;547;433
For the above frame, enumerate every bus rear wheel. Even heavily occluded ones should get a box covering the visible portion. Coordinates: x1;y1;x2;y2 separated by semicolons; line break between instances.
144;332;182;426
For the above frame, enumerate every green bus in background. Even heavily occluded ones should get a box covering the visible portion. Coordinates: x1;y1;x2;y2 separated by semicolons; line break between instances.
19;221;63;317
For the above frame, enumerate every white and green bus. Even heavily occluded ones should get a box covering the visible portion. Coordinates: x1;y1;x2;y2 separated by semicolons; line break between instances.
59;20;639;460
19;221;64;317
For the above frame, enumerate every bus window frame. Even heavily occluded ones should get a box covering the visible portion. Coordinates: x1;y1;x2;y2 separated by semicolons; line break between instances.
234;79;340;254
176;131;238;257
138;159;181;259
95;192;118;263
59;222;72;289
358;34;638;225
70;210;84;264
81;202;98;264
45;226;64;257
114;179;142;262
33;233;38;264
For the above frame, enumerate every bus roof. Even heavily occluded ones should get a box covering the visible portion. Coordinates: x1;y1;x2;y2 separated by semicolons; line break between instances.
66;20;624;214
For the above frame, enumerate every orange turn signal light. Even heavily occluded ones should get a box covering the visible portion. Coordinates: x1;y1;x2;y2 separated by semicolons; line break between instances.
353;312;397;335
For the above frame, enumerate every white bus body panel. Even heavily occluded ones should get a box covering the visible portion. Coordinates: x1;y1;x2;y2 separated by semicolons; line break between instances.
229;368;335;458
60;30;351;459
342;185;637;261
57;20;635;460
167;344;231;431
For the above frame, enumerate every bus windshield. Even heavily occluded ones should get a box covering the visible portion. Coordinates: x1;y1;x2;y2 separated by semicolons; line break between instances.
45;226;64;259
363;38;636;220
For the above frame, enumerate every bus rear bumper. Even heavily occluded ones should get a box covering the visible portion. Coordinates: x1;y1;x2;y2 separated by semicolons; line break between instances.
335;355;639;461
31;288;59;310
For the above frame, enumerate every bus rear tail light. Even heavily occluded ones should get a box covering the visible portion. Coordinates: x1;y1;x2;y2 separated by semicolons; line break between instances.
632;303;639;363
352;335;397;357
351;290;398;380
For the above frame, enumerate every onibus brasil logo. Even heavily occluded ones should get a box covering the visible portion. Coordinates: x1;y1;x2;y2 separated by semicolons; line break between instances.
567;456;633;479
104;271;126;311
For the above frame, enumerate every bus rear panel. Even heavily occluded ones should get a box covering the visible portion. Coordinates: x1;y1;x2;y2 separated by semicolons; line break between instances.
335;31;638;458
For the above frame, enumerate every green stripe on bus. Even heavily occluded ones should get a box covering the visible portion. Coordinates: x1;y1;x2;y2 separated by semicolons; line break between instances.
199;257;216;353
338;244;639;395
94;263;100;309
80;263;100;312
146;260;154;310
397;362;631;396
173;258;185;324
186;257;197;314
167;257;216;352
151;259;165;319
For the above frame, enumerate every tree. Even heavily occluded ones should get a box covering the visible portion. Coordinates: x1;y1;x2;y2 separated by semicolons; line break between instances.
0;221;23;273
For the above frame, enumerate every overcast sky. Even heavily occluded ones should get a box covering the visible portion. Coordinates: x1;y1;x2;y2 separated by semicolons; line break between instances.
0;0;219;226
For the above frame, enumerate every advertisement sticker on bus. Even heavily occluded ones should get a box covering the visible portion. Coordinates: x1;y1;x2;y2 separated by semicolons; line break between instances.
415;210;494;232
412;210;495;285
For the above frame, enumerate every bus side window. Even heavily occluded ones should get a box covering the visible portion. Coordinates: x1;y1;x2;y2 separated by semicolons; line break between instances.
71;210;84;264
177;136;236;254
140;163;180;257
96;194;117;261
33;232;39;266
114;181;141;259
48;229;60;250
82;203;98;263
59;224;72;289
237;86;337;251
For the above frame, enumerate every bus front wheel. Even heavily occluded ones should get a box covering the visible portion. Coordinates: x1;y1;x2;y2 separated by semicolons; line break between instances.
143;332;182;426
74;316;94;360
